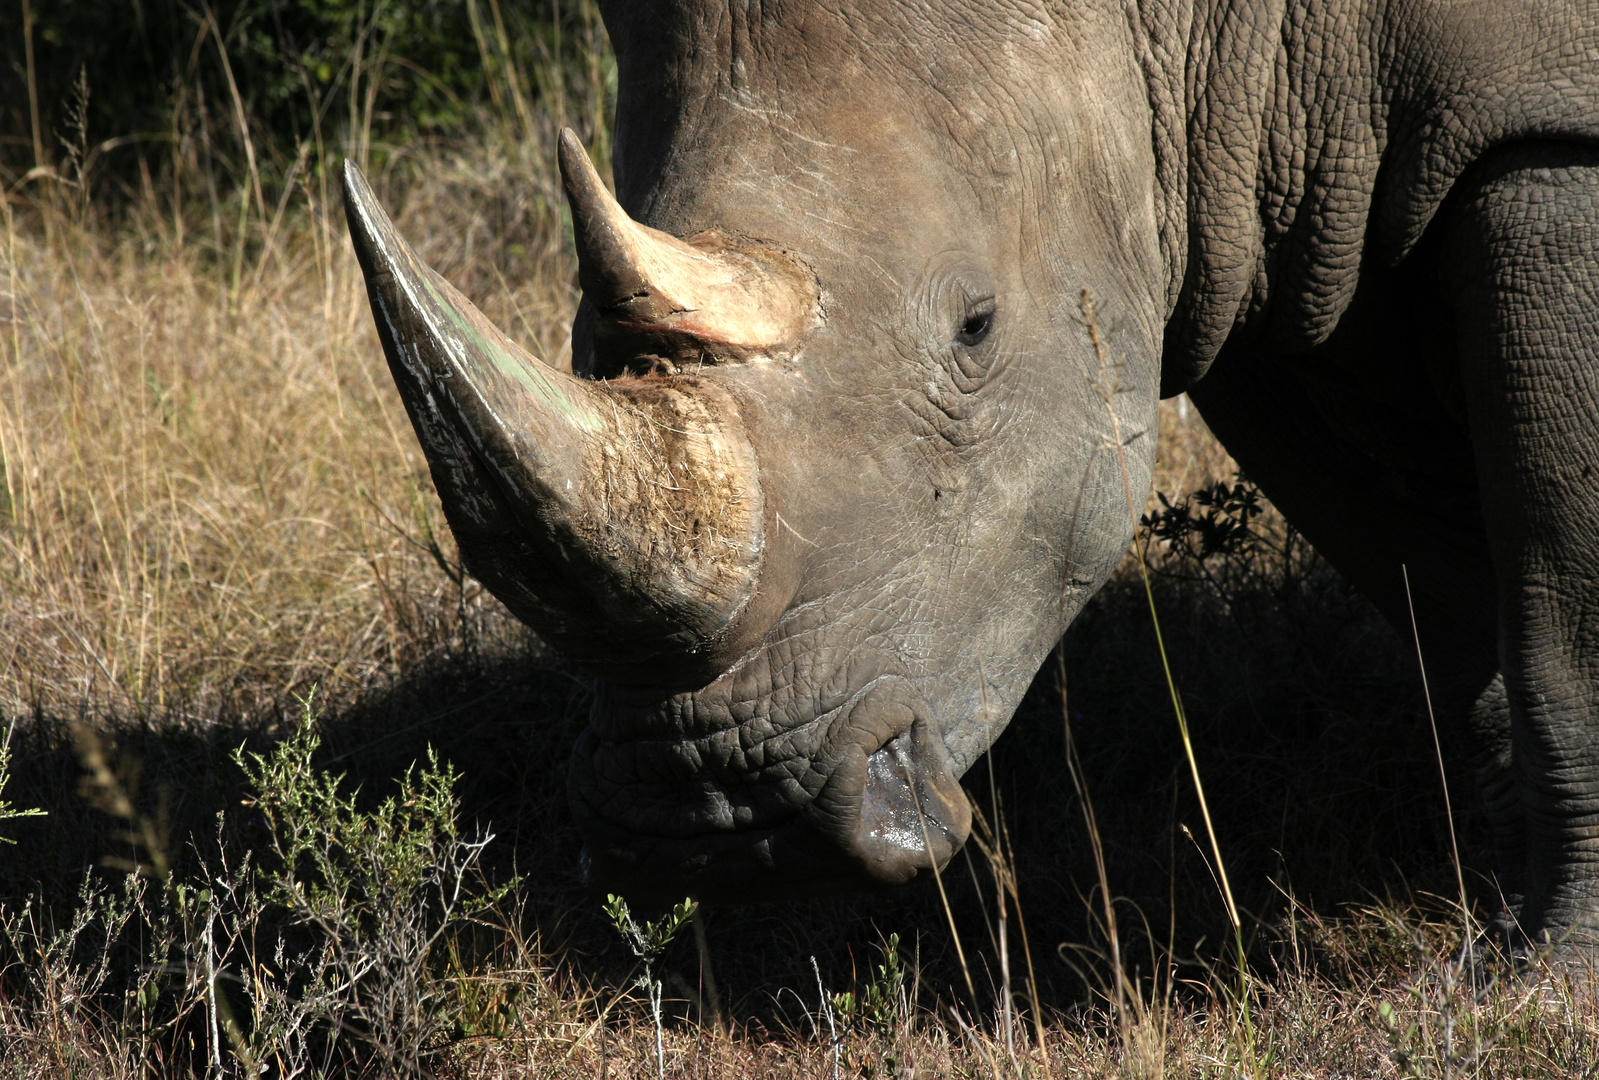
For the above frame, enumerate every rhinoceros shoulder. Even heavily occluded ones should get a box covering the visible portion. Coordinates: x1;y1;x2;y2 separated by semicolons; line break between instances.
1375;0;1599;263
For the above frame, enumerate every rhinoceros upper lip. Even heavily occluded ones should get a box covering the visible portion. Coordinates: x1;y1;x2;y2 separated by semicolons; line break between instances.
571;676;971;903
572;673;913;838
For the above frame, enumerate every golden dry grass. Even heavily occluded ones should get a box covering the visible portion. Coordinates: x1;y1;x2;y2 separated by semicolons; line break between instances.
0;139;585;722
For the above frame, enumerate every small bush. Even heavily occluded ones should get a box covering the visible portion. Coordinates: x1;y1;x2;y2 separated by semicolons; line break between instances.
233;694;516;1074
1;698;514;1077
830;932;907;1037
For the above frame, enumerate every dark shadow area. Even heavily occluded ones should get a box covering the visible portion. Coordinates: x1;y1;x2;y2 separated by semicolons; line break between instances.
0;509;1492;1037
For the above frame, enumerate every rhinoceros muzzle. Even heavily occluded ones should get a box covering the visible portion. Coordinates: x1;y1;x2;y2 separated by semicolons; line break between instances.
570;677;972;903
342;135;969;901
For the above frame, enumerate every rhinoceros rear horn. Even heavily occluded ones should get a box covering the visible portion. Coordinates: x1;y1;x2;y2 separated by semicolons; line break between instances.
342;160;765;684
558;128;818;365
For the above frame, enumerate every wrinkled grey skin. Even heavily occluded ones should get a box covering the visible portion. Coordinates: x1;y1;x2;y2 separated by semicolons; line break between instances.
356;0;1599;955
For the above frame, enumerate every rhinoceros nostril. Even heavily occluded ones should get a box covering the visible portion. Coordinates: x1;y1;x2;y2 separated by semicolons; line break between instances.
861;738;935;855
851;729;971;885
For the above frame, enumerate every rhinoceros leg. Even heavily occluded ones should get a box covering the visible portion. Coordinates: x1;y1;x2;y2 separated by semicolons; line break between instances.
1466;675;1524;946
1187;324;1521;929
1446;142;1599;962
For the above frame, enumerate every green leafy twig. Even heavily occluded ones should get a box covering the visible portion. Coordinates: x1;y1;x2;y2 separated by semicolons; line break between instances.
0;720;45;843
604;893;696;1080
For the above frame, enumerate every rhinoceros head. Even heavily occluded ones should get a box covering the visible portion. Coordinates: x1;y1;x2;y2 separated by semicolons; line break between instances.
345;2;1168;902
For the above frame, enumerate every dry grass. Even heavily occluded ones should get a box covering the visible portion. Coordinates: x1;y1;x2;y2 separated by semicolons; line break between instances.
0;131;588;723
448;925;1599;1078
2;44;1598;1078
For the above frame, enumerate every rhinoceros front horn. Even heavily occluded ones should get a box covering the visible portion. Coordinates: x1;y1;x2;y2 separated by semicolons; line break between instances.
557;128;818;367
342;160;765;685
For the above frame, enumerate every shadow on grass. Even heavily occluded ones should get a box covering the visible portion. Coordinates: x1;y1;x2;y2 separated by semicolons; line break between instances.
1;520;1492;1034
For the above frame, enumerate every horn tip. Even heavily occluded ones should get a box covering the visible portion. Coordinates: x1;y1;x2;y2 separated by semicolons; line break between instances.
340;162;373;233
340;158;364;197
557;130;581;183
340;160;383;240
558;130;610;202
338;159;402;290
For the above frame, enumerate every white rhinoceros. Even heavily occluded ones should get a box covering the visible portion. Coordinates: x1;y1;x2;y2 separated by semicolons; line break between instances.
344;0;1599;963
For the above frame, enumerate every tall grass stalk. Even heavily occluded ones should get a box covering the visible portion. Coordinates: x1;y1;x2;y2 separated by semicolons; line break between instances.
199;1;268;305
689;908;726;1036
973;669;1049;1070
1402;565;1473;945
1402;562;1481;1075
1081;288;1259;1075
3;188;20;528
1053;649;1126;1023
21;0;44;177
811;955;842;1080
906;763;1003;1078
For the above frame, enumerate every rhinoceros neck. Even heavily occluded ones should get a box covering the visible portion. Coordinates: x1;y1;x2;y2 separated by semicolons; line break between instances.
1145;0;1599;394
1139;0;1385;391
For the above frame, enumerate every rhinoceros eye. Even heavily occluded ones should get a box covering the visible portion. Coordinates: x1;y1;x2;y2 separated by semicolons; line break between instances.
956;299;995;347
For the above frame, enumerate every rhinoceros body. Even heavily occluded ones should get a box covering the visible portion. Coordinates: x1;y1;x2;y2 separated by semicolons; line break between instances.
344;0;1599;956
